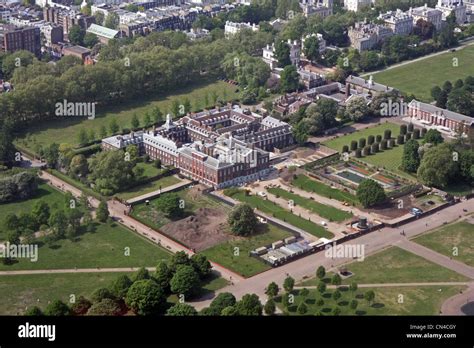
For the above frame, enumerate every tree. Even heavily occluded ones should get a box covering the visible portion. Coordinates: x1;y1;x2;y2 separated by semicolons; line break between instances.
169;251;192;272
86;298;121;316
417;144;458;188
170;264;200;298
190;254;212;279
266;282;279;298
356;179;387;208
166;303;198;316
91;288;115;303
228;203;258;236
155;192;183;219
283;276;295;293
100;125;107;138
134;267;151;281
303;35;320;63
331;274;342;286
350;299;358;310
111;275;133;299
68;25;85;45
292;120;309;145
235;294;263;316
143;112;152;127
109;118;120;134
44;300;70;316
297;301;308;315
4;213;20;232
25;306;43;316
364;290;375;305
317;282;326;294
221;306;238;316
332;307;341;316
210;292;236;314
126;279;166;315
83;33;98;48
275;40;291;67
104;12;119;29
48;210;68;240
401;139;420;173
131;113;140;129
303;99;338;135
431;86;442;101
423;129;444;145
155;261;173;291
32;200;50;226
264;299;276;315
96;201;109;222
436;90;448;108
332;290;341;302
69;154;89;178
316;265;326;279
0;123;17;166
345;96;369;121
349;282;358;295
280;65;300;93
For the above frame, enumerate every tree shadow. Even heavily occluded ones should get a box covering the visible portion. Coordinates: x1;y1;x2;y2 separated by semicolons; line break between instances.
338;301;349;307
355;310;366;316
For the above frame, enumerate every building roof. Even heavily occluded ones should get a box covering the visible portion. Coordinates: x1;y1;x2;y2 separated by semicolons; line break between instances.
408;100;474;125
346;75;393;93
86;23;119;39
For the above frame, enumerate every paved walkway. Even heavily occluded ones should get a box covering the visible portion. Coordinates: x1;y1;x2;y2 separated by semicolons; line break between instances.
295;282;471;289
125;177;192;204
0;267;157;276
441;282;474;315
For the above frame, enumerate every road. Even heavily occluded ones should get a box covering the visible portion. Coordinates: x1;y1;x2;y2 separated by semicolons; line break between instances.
189;199;474;310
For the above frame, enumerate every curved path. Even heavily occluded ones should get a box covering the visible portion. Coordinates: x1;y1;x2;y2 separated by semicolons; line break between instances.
441;282;474;315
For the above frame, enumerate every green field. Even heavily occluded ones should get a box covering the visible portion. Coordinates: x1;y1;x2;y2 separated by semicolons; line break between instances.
201;224;292;277
116;175;181;201
275;286;464;316
0;272;134;315
15;80;239;153
135;162;164;178
372;44;474;101
0;222;172;271
267;187;352;222
414;221;474;267
292;174;359;205
130;187;227;230
323;122;416;178
226;190;334;239
0;183;65;240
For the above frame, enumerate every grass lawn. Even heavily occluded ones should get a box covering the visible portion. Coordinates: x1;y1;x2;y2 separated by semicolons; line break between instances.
275;285;464;315
323;122;416;179
15;80;239;153
0;272;134;315
0;183;65;240
226;190;334;239
0;222;172;271
337;246;468;284
130;187;226;230
444;182;474;196
372;44;474;101
292;174;359;205
414;221;474;267
267;187;352;222
201;224;292;278
116;175;181;201
135;162;163;178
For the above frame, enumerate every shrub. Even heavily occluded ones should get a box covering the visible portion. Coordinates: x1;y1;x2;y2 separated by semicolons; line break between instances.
355;149;362;158
421;128;427;137
367;135;375;145
413;128;420;139
359;138;366;148
407;123;414;132
375;135;382;143
350;141;357;151
371;143;379;153
380;139;387;150
397;135;405;145
400;124;407;135
383;129;391;140
362;146;371;156
342;145;349;153
405;132;412;141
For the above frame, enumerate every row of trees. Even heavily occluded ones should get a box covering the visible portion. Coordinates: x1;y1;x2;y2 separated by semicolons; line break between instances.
431;76;474;117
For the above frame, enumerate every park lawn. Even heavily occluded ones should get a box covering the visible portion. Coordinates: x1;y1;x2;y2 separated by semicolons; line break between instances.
0;182;65;240
15;80;239;153
0;222;172;271
275;285;465;316
130;187;226;230
201;224;292;278
135;162;163;178
267;187;352;222
339;246;469;284
372;44;474;101
0;272;134;315
413;221;474;267
226;190;334;239
292;174;359;205
115;175;181;201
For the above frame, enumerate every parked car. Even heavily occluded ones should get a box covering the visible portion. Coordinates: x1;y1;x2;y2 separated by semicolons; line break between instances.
410;207;423;216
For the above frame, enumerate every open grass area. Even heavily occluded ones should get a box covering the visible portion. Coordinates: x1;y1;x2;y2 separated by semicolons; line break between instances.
372;44;474;101
275;285;464;315
0;183;65;240
226;190;334;239
15;80;239;153
292;174;359;205
323;122;416;179
135;162;163;178
115;175;181;201
414;221;474;267
0;272;134;315
338;246;468;284
267;187;352;222
130;187;225;230
0;222;172;271
201;224;292;277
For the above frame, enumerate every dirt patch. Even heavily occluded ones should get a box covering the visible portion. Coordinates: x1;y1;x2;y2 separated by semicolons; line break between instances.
160;206;232;252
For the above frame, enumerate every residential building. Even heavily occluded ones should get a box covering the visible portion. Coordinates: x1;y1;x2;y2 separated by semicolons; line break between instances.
86;23;119;44
344;0;372;12
345;75;394;97
378;9;414;36
435;0;467;23
262;40;301;69
62;44;91;61
0;25;40;56
43;7;95;35
224;20;259;37
408;4;443;30
407;100;474;133
301;33;326;54
299;0;333;18
0;6;11;21
41;23;63;46
348;21;393;51
101;106;294;188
